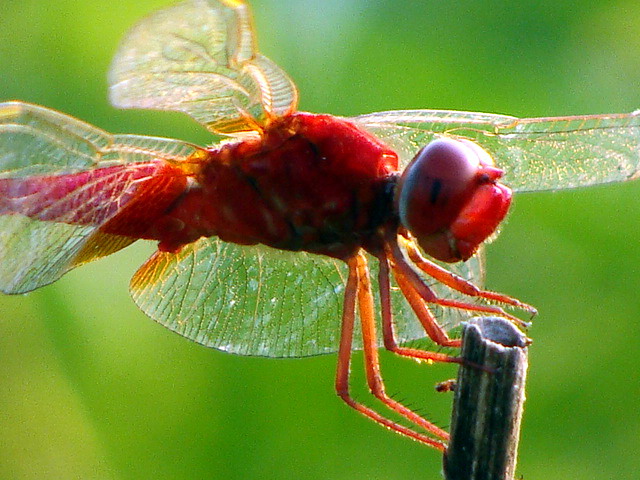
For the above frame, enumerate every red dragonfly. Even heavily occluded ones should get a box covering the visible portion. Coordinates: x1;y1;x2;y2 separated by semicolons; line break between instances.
1;0;639;451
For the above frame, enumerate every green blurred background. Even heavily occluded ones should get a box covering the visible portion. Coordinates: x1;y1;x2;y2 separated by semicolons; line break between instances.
1;0;640;478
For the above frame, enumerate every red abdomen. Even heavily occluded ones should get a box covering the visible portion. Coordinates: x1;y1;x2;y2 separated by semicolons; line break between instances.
0;162;188;235
0;114;399;259
154;113;400;258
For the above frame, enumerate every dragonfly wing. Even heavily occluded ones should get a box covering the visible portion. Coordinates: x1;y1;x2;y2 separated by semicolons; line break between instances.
130;237;347;357
353;109;640;192
109;0;298;135
0;102;199;294
0;215;135;294
130;236;484;357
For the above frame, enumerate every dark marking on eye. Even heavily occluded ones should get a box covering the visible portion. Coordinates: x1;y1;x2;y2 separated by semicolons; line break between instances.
430;178;442;204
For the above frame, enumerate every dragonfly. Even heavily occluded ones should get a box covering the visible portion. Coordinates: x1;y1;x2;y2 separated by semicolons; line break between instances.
1;0;639;452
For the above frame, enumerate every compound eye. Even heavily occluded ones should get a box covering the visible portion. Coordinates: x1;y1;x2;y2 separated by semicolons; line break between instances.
396;138;510;262
397;138;483;238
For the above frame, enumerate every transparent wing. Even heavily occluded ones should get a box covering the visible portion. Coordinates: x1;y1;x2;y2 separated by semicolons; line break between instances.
109;0;298;135
130;236;485;358
353;109;640;192
0;102;200;293
130;237;347;357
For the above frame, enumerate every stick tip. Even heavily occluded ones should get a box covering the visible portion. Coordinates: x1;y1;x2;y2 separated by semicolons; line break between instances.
468;316;531;348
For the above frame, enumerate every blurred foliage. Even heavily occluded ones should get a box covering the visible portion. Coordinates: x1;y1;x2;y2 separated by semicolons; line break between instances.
1;0;640;478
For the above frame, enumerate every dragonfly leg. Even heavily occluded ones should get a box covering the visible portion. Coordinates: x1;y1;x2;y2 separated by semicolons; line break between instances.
390;237;532;330
335;252;447;450
377;252;464;361
385;243;460;348
379;249;494;373
401;235;536;320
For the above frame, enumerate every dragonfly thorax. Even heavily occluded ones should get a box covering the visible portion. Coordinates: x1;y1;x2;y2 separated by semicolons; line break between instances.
150;113;401;259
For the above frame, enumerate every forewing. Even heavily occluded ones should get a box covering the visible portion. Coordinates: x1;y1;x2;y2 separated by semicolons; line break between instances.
353;109;640;192
0;102;199;293
109;0;298;135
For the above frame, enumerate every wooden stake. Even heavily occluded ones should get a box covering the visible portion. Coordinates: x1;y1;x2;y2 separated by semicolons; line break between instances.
443;316;530;480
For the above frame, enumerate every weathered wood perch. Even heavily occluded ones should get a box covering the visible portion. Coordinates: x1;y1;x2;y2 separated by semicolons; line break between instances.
442;316;530;480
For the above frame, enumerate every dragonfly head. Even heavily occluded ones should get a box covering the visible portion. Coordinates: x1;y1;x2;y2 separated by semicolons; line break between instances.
396;138;512;263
